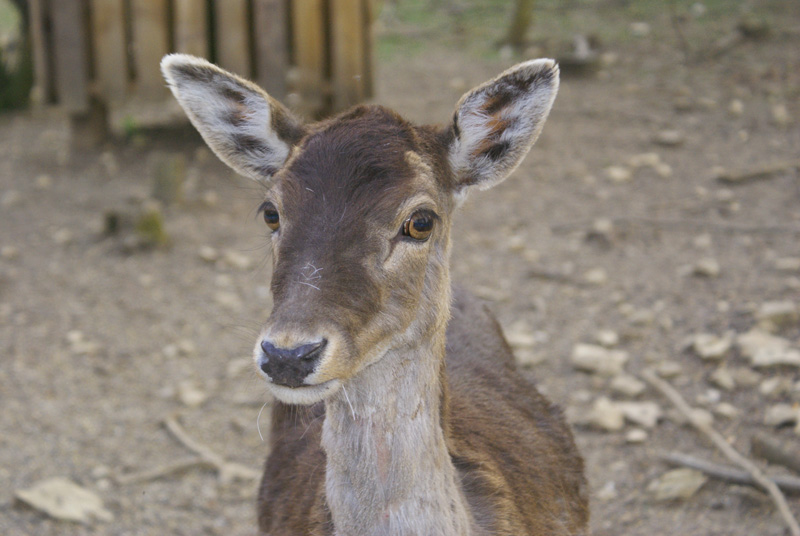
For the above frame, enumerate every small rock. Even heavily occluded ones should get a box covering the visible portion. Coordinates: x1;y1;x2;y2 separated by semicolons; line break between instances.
771;103;792;128
596;481;618;501
759;377;793;397
693;258;720;277
709;368;736;391
571;344;629;377
630;22;651;37
617;401;662;428
1;245;19;260
690;333;733;360
647;469;707;501
653;129;685;147
625;428;648;443
222;250;254;271
756;301;799;332
654;162;673;178
737;329;800;368
595;329;619;348
764;404;800;427
201;190;219;207
177;380;208;408
714;402;740;419
729;367;762;387
655;361;683;378
198;246;219;263
692;233;713;249
504;322;539;349
52;228;74;245
214;291;242;311
605;165;632;183
35;174;53;190
586;397;625;431
584;267;608;285
728;99;744;117
628;152;661;168
609;374;646;397
15;477;114;523
774;257;800;272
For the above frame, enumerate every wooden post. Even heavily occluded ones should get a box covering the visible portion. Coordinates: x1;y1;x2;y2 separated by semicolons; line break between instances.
131;0;170;99
330;0;366;111
291;0;325;116
90;0;128;104
252;0;288;99
27;0;50;104
214;0;251;77
50;0;90;113
174;0;208;58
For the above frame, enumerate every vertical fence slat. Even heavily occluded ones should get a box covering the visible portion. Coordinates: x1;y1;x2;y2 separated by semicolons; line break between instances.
28;0;51;104
174;0;208;58
91;0;128;104
214;0;250;76
50;0;90;112
291;0;325;116
361;0;374;100
131;0;170;99
252;0;288;99
330;0;366;111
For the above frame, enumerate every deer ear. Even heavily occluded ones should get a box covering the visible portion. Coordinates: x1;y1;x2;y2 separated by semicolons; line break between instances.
447;59;559;194
161;54;306;182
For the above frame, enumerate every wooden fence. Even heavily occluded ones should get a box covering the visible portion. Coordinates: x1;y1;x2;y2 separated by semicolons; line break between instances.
29;0;374;132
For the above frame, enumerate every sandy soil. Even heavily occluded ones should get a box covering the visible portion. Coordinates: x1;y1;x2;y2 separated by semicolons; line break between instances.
1;2;800;535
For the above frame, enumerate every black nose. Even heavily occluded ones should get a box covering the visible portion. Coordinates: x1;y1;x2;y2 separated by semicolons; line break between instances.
258;339;327;388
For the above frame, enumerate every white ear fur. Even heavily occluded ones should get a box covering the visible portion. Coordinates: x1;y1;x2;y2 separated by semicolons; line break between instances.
448;59;559;195
160;54;305;182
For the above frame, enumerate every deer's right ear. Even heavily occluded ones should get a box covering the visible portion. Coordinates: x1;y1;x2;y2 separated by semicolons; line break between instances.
161;54;306;183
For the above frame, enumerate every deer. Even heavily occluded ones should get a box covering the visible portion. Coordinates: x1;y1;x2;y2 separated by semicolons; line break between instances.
161;53;589;536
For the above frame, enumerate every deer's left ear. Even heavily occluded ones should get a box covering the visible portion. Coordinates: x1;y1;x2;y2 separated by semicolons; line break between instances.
447;59;559;194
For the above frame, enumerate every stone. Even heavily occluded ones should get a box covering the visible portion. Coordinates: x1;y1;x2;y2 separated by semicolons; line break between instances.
586;397;625;432
771;103;791;128
655;361;683;378
714;403;740;419
617;401;662;428
756;301;799;332
689;332;733;360
52;228;74;245
1;245;19;260
709;368;736;391
647;469;707;501
628;152;661;168
596;481;618;501
15;477;113;523
653;129;685;147
35;174;53;190
177;380;208;408
570;344;629;377
222;250;253;271
692;233;713;249
605;165;632;183
728;99;744;117
774;257;800;272
625;428;648;443
737;329;800;368
584;267;608;285
609;374;646;397
214;291;242;311
693;258;721;277
764;404;800;427
198;246;219;263
630;22;651;37
729;366;762;387
595;329;619;348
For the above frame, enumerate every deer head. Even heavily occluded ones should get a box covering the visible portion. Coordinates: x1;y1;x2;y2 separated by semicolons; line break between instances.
162;55;558;405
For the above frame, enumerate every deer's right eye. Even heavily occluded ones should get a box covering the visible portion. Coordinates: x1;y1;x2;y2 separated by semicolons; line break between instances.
260;202;280;231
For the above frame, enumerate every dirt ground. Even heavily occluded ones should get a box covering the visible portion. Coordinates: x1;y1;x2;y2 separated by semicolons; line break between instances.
2;2;800;535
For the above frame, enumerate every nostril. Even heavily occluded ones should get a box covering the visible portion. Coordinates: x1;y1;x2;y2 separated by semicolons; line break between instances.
298;339;327;361
258;338;328;387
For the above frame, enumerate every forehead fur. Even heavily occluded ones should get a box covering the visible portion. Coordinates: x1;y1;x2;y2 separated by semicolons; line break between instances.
278;105;424;219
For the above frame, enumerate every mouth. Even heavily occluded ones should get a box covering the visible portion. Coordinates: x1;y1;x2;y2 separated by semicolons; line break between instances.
266;378;342;405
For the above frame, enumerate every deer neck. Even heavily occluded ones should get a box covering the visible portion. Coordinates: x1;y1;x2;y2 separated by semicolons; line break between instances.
322;325;473;536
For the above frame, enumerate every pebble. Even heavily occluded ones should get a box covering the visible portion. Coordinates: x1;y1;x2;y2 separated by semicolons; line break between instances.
647;469;707;501
690;332;733;360
53;228;74;245
66;330;101;356
198;246;220;263
214;291;242;311
728;99;744;117
609;374;646;397
628;152;662;168
504;322;539;349
709;367;736;391
586;397;625;431
201;190;219;207
771;103;792;127
177;380;208;408
713;402;740;419
605;165;632;183
737;329;800;368
1;245;19;260
774;257;800;272
570;344;629;377
222;250;254;271
655;361;683;378
759;377;793;397
625;428;648;443
729;367;762;387
15;477;114;523
595;329;619;348
692;233;713;249
596;481;618;501
617;401;662;428
756;301;798;332
630;22;651;37
653;129;685;147
763;404;800;427
35;174;53;190
584;267;608;285
693;258;721;277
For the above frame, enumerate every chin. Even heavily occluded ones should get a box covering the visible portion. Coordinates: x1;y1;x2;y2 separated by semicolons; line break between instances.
267;379;342;405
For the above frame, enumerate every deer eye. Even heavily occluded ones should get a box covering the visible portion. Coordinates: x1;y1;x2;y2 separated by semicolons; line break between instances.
259;202;280;231
402;210;435;242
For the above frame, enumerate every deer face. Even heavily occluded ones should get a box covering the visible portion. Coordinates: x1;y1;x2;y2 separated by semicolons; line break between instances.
162;55;558;405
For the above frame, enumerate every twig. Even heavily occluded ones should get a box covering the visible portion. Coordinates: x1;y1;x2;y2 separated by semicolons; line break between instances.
714;160;800;185
752;433;800;475
115;457;214;485
661;451;800;494
551;216;800;235
163;415;261;485
642;370;800;536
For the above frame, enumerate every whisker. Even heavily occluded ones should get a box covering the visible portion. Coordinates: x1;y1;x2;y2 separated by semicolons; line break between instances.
341;384;356;421
298;281;321;291
256;401;269;442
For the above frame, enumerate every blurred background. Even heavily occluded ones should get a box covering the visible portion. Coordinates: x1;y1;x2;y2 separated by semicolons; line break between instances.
1;1;799;534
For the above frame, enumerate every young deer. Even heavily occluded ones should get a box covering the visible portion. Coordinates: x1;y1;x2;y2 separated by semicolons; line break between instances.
162;54;589;535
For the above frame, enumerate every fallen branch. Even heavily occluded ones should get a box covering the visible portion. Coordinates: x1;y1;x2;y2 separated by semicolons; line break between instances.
163;415;261;485
642;370;800;536
661;451;800;494
115;457;213;485
714;160;800;185
752;433;800;475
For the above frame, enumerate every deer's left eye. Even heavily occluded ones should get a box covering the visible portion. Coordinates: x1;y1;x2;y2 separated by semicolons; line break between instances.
402;210;435;242
259;202;280;231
